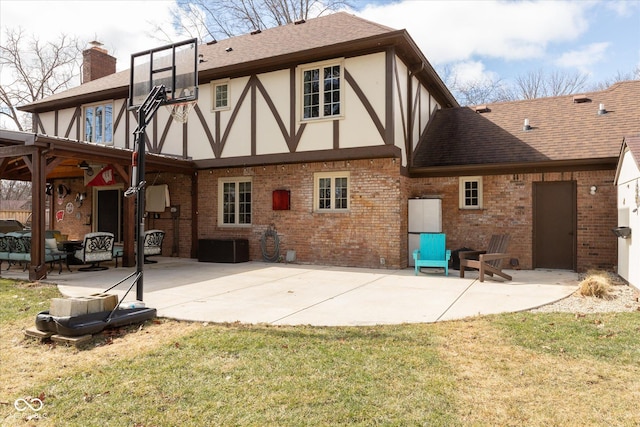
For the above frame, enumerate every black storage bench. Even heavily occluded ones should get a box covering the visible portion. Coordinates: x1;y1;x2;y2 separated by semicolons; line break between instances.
198;239;249;263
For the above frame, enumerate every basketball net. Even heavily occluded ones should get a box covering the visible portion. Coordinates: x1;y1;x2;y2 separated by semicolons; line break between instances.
166;101;197;123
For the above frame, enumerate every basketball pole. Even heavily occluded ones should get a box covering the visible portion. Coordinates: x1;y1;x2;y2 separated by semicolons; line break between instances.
135;104;146;301
129;85;166;301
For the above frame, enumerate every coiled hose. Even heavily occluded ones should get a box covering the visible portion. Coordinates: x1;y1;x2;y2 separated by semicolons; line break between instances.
261;226;280;262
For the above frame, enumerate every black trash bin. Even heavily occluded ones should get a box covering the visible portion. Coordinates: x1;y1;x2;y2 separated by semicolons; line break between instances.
451;247;475;270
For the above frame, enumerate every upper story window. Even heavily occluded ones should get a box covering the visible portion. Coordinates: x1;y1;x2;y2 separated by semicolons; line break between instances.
211;80;230;111
314;171;350;212
218;177;252;226
459;176;483;209
301;61;342;120
84;102;113;144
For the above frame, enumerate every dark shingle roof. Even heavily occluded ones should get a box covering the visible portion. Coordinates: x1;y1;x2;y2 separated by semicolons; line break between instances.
413;80;640;173
21;12;456;112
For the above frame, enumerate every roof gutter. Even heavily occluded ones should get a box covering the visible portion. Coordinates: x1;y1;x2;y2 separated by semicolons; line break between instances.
410;158;618;178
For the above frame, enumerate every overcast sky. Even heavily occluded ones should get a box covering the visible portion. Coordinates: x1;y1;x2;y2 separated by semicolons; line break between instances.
1;0;639;91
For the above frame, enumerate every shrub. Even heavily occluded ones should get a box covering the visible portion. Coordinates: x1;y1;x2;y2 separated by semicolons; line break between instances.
578;270;613;299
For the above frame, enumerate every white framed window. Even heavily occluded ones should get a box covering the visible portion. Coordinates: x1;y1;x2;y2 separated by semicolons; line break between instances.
211;79;230;111
314;171;350;212
459;176;483;209
218;177;252;226
84;102;113;144
300;60;343;120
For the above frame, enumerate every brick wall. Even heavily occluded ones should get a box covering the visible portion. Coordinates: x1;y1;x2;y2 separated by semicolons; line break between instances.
48;165;616;272
49;172;194;258
82;47;116;83
198;158;405;268
411;169;617;272
46;178;93;240
143;173;194;258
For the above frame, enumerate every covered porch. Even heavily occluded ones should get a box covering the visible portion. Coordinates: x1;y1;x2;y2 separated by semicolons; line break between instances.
0;129;195;280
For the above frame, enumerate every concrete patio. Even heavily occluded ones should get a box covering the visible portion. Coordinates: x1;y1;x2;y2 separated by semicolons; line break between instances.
3;258;579;326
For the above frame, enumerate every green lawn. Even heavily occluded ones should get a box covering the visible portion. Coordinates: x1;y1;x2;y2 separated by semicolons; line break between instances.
2;279;639;426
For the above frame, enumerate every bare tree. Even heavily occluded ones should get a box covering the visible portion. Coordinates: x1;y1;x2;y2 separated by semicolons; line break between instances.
439;66;513;106
0;180;31;201
443;67;605;106
512;69;589;100
453;78;513;106
590;68;640;91
0;28;81;131
164;0;353;43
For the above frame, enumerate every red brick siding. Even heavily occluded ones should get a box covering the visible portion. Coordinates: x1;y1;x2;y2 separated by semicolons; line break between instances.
143;173;194;258
49;165;616;272
410;170;617;272
82;48;116;83
49;172;194;258
197;158;405;268
46;178;93;240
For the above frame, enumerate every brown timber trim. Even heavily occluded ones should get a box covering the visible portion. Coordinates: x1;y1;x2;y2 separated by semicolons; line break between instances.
194;144;401;169
113;101;127;135
251;75;257;156
255;76;290;150
344;69;385;143
152;113;158;152
64;107;81;139
193;104;216;156
31;114;43;134
215;111;221;152
394;58;407;149
182;121;188;158
409;158;618;178
125;106;130;149
220;77;252;157
385;48;394;145
289;67;297;151
158;115;174;153
333;120;339;149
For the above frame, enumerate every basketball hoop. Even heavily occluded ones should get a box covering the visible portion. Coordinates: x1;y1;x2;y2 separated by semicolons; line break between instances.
166;101;196;123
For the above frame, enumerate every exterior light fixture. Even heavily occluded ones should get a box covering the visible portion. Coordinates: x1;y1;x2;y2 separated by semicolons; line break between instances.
75;192;87;207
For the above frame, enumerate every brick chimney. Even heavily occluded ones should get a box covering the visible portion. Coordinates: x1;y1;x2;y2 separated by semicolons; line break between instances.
82;41;116;83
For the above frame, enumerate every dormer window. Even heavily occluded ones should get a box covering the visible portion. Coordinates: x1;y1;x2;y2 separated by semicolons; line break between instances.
84;102;113;144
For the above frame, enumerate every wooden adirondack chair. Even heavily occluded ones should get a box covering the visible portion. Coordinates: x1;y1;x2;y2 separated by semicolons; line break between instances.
459;234;511;282
413;233;451;276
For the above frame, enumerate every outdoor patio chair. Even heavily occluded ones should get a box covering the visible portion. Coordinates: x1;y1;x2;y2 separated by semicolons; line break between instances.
6;232;29;271
0;233;10;270
413;233;451;276
143;229;165;263
459;234;512;282
75;232;115;271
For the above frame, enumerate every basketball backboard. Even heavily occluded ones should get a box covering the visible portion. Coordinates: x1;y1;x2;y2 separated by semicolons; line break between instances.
128;38;198;110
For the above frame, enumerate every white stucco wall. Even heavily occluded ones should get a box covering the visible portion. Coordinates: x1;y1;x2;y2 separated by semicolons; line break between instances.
340;53;386;148
37;51;442;165
255;70;290;155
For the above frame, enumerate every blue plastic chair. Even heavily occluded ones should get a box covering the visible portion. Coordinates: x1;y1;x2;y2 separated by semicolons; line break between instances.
413;233;451;276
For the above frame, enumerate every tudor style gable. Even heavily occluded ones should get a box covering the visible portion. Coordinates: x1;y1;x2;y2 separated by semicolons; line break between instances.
20;13;457;171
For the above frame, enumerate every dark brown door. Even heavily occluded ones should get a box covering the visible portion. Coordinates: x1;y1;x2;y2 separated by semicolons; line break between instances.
533;181;576;270
96;188;122;241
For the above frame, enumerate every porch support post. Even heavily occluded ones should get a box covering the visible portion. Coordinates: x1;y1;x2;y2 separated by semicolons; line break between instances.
29;147;47;280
